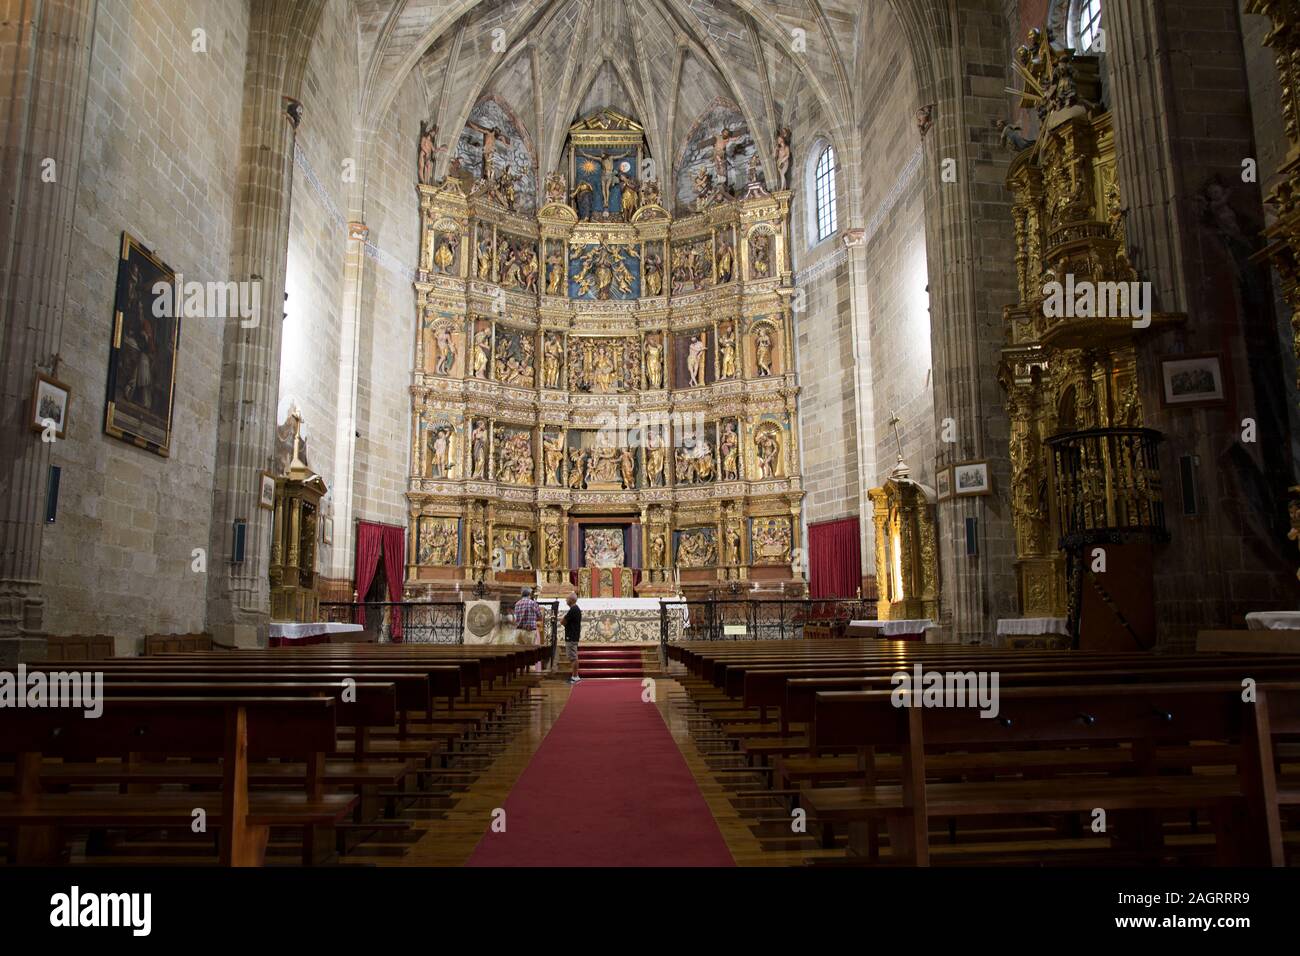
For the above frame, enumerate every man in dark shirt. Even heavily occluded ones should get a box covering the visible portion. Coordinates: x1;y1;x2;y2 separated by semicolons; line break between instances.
561;591;582;684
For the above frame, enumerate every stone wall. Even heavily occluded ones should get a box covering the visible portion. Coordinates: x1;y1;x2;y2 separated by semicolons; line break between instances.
349;74;423;537
279;0;360;521
43;0;249;643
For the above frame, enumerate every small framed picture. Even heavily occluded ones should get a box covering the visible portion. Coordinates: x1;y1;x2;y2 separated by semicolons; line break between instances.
322;516;334;546
953;461;991;496
30;372;71;439
1160;353;1225;407
258;471;276;511
934;466;952;501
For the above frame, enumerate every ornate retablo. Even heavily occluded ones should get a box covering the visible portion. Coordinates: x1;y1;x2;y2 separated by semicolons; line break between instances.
407;104;802;594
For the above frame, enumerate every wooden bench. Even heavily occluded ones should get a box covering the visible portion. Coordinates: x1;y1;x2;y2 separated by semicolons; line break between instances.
801;682;1282;865
1;696;354;866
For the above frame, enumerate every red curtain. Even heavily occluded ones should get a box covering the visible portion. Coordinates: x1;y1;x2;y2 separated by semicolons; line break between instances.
808;517;862;598
354;521;406;640
382;524;406;641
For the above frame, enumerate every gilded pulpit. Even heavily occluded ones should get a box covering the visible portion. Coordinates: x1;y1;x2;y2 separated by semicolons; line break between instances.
270;414;328;622
868;462;939;622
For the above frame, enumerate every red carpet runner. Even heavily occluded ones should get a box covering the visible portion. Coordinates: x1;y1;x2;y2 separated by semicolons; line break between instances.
467;679;735;867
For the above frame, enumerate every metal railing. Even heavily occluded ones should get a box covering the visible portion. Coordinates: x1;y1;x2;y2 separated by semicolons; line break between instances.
659;597;877;645
321;601;465;643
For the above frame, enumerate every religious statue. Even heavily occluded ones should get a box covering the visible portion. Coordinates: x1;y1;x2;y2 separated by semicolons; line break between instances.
646;432;666;486
433;234;456;274
716;236;734;283
620;447;636;489
498;430;534;485
726;522;743;566
720;420;740;481
650;530;666;568
417;121;441;186
711;127;736;184
718;322;737;379
542;333;564;388
418;517;458;565
433;323;457;376
470;419;488;478
750;232;771;278
618;172;640;221
753;517;793;563
586;440;622;485
693;444;715;483
466;120;510;181
644;333;664;389
687;331;708;387
576;149;633;211
996;119;1035;153
471;524;487;567
493;164;520;212
471;324;492;379
543;430;565;486
494;328;534;386
756;428;781;479
675;447;692;484
915;104;936;139
476;236;493;280
545;248;565;295
774;125;792;189
427;423;456;478
754;326;774;376
544;169;567;205
677;528;717;568
571;180;594;221
568;447;587;489
544;526;562;568
693;166;715;209
519;244;539;293
643;251;663;297
641;177;661;207
571;240;638;300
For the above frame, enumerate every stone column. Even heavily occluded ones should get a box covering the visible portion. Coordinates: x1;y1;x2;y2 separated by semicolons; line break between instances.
894;0;1019;642
206;0;323;648
0;0;98;663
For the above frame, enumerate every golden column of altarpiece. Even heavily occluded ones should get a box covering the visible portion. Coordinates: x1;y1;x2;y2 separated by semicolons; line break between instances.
405;108;803;599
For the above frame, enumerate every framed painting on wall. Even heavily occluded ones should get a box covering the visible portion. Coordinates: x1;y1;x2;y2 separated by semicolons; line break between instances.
258;472;276;511
934;466;952;501
105;232;181;456
952;461;990;496
30;372;71;440
1160;353;1225;407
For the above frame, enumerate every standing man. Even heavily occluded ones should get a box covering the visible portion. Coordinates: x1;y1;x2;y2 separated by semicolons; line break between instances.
561;592;582;684
511;586;542;649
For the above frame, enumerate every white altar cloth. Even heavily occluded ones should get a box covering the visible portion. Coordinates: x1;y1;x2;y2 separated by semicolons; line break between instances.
269;622;364;639
565;597;689;642
1245;611;1300;631
575;597;689;627
996;617;1069;636
849;619;933;637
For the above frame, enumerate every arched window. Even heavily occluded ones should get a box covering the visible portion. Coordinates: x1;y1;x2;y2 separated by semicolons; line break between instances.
1072;0;1103;53
813;145;838;242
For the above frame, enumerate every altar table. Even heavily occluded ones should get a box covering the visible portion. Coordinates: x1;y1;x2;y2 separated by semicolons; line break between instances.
573;597;689;643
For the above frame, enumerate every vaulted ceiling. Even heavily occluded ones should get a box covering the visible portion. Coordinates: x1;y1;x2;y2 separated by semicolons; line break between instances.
349;0;868;183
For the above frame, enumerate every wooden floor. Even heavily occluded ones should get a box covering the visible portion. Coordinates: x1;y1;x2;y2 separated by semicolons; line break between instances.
344;649;821;867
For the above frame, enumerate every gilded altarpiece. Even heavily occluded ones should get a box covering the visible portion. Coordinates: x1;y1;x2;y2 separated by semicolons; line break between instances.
1244;2;1300;578
405;107;804;601
999;30;1177;637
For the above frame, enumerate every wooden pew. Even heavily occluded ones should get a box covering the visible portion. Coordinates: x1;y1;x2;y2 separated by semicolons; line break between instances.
0;696;353;866
801;682;1278;865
